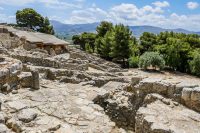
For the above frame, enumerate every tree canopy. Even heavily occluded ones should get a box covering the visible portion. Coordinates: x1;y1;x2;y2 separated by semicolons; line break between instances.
72;21;200;76
16;8;54;35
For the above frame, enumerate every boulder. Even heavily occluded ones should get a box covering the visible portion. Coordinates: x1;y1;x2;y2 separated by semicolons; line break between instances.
17;108;37;123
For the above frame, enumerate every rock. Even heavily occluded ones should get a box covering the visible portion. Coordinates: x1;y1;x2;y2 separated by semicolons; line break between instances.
0;57;5;62
181;87;193;104
17;108;37;123
1;84;11;93
136;96;200;133
55;124;75;133
18;72;32;88
181;87;200;112
12;89;18;94
60;77;81;84
131;76;145;86
6;118;22;133
31;70;40;90
50;48;56;56
7;101;28;111
0;113;5;123
0;124;10;133
0;101;1;111
94;81;135;130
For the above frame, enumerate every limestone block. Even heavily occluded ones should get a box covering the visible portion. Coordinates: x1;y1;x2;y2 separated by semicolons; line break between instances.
181;87;193;105
131;76;145;86
31;70;40;90
191;87;200;111
18;72;32;88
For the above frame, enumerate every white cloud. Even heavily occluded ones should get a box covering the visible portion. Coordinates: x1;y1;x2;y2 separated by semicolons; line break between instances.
0;0;35;6
40;0;81;9
0;0;82;9
152;1;170;8
65;6;109;24
74;0;85;2
187;2;199;9
64;3;200;31
0;14;15;23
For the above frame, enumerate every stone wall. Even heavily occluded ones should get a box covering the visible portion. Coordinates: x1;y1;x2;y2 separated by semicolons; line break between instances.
0;57;22;93
94;76;200;132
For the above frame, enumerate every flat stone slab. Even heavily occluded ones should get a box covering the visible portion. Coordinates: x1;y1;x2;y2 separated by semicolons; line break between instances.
136;99;200;133
6;26;69;46
2;79;120;132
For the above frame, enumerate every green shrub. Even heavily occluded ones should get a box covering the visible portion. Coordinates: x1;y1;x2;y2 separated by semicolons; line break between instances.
139;52;165;70
129;56;139;68
85;43;93;53
190;53;200;76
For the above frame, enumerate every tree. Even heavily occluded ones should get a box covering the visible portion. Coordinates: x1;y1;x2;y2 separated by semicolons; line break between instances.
190;53;200;76
95;21;113;54
98;31;113;59
16;8;54;34
16;8;43;30
129;56;139;68
139;32;157;54
96;21;113;37
139;52;165;70
158;38;191;72
80;32;96;52
72;35;81;46
72;33;96;51
110;24;133;67
39;17;55;35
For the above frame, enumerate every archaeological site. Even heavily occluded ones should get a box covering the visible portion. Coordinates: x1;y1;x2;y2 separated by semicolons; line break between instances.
1;24;200;133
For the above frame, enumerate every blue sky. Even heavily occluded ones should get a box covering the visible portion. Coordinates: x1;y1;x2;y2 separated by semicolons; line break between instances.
0;0;200;31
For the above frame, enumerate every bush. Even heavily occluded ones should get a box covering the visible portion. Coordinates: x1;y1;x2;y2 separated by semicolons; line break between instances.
129;56;139;68
85;43;93;53
190;53;200;76
139;52;165;70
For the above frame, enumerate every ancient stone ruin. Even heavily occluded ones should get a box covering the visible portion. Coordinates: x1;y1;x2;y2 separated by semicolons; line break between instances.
0;25;200;133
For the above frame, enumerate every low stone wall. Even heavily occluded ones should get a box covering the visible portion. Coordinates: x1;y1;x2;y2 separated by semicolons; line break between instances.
93;82;135;130
132;77;200;112
94;76;200;132
0;57;22;93
0;33;22;49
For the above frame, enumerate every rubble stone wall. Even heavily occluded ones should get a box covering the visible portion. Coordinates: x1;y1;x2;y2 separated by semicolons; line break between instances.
0;57;22;93
94;76;200;132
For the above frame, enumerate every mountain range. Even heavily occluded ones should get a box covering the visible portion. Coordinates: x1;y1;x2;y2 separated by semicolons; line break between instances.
51;20;200;39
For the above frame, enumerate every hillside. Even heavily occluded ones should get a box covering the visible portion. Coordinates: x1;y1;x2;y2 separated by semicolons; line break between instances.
51;20;200;39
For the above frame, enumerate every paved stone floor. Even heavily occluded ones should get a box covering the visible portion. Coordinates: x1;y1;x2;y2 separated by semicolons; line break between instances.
1;79;125;133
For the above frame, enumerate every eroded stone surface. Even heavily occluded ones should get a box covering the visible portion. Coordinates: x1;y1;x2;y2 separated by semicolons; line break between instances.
1;80;121;132
136;94;200;133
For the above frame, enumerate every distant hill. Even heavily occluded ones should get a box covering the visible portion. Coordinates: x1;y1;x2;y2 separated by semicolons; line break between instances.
51;20;200;39
129;26;200;38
